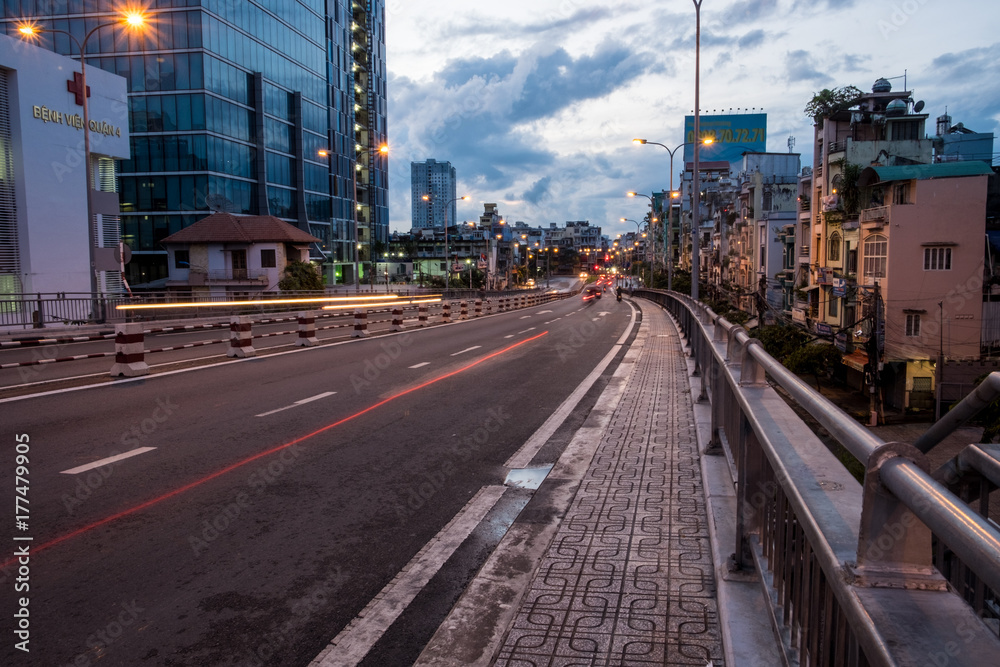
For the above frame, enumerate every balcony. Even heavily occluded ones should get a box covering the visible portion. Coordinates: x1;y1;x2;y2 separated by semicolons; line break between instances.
828;141;846;154
860;206;889;225
799;245;810;257
189;269;269;285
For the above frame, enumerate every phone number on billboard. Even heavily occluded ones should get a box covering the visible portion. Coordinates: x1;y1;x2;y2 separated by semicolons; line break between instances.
687;128;766;144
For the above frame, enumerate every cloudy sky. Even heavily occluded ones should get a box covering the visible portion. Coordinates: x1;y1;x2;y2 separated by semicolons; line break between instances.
384;0;999;237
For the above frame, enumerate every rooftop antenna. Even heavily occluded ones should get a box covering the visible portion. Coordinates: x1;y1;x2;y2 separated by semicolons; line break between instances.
787;136;796;153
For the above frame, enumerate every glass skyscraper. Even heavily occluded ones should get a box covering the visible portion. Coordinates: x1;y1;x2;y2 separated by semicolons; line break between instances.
1;0;388;287
411;159;457;229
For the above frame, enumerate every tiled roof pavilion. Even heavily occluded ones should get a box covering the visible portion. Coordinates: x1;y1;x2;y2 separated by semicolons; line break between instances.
160;212;320;245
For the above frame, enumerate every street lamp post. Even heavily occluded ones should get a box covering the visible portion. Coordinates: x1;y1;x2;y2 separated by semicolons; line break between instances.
632;139;689;292
351;143;388;292
691;0;704;300
19;12;147;308
626;193;659;279
619;218;643;284
422;194;470;290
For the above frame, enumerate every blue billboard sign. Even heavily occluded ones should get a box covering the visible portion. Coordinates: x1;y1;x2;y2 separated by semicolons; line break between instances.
683;113;767;164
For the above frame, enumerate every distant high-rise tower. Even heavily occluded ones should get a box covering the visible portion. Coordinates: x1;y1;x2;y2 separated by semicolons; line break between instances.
411;160;457;229
2;0;388;287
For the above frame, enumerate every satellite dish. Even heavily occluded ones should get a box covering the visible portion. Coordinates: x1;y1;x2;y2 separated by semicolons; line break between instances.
205;194;234;212
913;100;925;113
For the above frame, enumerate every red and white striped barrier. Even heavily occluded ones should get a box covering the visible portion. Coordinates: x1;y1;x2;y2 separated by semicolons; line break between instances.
296;311;318;347
110;323;150;377
460;300;468;320
418;304;428;327
0;331;115;348
391;307;406;331
474;299;482;317
352;308;369;338
227;316;256;358
441;302;452;323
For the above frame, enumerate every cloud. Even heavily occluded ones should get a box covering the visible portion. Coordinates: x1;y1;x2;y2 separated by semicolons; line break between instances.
784;49;829;83
738;29;767;50
522;176;552;204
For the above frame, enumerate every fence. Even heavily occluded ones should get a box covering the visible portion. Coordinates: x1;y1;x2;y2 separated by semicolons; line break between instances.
0;287;541;329
637;287;1000;667
1;291;568;374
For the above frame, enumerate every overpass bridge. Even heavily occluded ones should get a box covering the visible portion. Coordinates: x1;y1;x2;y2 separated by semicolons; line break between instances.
417;288;1000;667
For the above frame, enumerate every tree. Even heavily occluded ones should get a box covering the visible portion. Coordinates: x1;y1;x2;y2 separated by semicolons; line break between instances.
756;324;810;362
278;260;323;292
785;343;842;395
804;86;863;126
833;159;863;215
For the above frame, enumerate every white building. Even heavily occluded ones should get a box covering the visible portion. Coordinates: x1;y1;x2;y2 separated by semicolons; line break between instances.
0;32;130;297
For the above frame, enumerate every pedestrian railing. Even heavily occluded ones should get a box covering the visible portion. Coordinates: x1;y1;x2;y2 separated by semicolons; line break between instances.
637;288;1000;667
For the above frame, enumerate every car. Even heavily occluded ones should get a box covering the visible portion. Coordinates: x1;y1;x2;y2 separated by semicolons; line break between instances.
582;284;602;301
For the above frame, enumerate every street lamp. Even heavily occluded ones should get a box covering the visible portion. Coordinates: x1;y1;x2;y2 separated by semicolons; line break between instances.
692;0;704;300
18;10;149;307
627;191;659;275
620;218;646;285
422;193;469;290
632;139;688;292
352;142;388;291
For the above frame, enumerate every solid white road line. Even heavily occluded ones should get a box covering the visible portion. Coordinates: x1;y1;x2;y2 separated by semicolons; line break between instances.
450;346;481;356
255;391;336;417
504;301;637;470
310;485;507;667
409;362;430;369
61;447;157;475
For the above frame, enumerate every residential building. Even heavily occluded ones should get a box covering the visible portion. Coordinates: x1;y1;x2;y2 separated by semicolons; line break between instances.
0;32;129;298
2;1;389;288
160;211;320;295
411;159;457;228
680;160;732;278
933;114;996;165
809;77;933;339
853;161;992;408
731;153;800;315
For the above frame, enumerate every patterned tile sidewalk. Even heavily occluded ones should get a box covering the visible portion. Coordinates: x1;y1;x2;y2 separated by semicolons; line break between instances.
494;303;724;666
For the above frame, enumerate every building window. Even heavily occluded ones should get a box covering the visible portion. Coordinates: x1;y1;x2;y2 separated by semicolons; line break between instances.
827;232;841;262
923;247;951;271
891;120;921;141
828;293;839;317
893;182;911;205
863;234;887;281
906;313;921;337
260;249;276;268
174;250;189;269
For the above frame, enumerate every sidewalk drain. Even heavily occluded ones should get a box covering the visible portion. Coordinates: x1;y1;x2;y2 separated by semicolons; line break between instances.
504;465;553;490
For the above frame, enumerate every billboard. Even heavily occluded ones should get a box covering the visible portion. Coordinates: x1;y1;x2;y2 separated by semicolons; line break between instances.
683;113;767;164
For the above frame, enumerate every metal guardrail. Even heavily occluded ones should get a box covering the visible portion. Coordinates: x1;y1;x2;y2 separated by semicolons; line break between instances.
0;288;538;329
636;288;1000;667
0;292;569;372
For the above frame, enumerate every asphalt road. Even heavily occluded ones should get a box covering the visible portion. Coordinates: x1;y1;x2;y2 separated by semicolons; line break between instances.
1;291;634;666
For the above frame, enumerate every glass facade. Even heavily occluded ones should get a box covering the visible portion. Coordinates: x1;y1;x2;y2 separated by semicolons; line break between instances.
1;0;388;286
